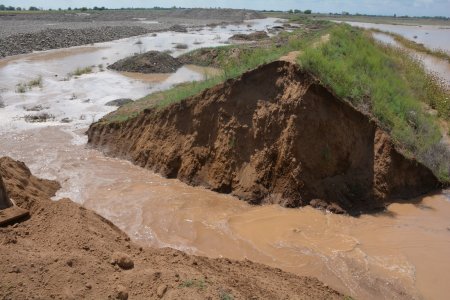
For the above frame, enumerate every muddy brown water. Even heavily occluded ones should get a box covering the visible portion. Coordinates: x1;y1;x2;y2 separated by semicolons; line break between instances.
1;19;450;300
1;126;449;300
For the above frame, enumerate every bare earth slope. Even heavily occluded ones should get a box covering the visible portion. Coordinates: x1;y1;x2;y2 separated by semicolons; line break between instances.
88;61;440;214
0;156;341;299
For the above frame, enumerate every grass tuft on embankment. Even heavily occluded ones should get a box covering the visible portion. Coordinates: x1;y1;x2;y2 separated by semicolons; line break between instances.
299;24;450;180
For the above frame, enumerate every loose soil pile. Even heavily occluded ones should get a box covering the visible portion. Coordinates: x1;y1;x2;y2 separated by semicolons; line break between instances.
0;156;342;299
88;61;440;214
108;51;182;74
229;31;269;41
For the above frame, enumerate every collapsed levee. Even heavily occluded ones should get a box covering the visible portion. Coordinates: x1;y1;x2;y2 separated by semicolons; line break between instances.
87;60;440;214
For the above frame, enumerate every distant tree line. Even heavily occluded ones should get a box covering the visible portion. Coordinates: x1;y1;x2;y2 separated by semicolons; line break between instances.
287;9;312;14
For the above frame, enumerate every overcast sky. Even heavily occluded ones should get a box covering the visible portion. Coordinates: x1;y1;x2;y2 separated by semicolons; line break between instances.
1;0;450;17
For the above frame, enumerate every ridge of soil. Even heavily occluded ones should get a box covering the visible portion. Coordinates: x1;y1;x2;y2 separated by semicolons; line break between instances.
0;156;342;299
108;51;182;74
87;60;440;214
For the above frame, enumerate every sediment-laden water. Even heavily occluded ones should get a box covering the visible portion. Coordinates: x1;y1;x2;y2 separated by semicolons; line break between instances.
1;19;449;300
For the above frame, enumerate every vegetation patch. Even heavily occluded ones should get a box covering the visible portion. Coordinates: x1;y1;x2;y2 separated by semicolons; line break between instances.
299;24;450;180
68;66;93;78
15;76;43;93
178;278;207;290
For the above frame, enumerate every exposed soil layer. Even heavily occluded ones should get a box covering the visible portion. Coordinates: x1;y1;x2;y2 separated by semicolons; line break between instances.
108;51;182;74
0;156;341;299
88;61;440;214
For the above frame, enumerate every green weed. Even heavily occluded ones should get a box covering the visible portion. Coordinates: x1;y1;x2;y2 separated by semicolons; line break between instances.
69;66;93;77
299;24;449;180
179;278;207;290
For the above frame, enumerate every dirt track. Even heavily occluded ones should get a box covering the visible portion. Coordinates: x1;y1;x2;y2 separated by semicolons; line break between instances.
88;60;439;214
0;156;342;299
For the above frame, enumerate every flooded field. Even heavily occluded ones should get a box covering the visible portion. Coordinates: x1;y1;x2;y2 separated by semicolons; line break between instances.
1;18;450;300
343;21;450;53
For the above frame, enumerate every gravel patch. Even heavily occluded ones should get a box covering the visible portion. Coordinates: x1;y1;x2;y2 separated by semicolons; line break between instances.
0;9;265;58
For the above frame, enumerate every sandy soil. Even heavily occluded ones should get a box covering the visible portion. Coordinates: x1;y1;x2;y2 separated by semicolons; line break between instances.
0;156;342;299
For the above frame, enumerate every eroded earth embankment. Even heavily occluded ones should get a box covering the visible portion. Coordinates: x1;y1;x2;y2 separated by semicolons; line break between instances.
88;61;440;214
0;156;341;299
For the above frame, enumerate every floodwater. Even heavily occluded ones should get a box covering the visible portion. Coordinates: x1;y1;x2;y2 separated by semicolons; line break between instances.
372;32;450;87
1;18;450;300
344;21;450;54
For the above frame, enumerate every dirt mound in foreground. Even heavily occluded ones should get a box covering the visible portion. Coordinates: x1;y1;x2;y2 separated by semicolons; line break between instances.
88;61;440;214
108;51;182;74
0;156;341;299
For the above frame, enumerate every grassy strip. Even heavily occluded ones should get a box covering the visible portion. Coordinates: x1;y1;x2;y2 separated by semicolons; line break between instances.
299;24;450;180
102;20;333;123
371;29;450;63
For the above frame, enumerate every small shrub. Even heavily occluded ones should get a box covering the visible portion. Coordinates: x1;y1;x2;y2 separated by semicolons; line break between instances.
15;76;43;93
220;292;234;300
27;75;42;88
179;278;207;290
69;66;93;77
15;83;27;93
174;43;189;49
24;113;55;123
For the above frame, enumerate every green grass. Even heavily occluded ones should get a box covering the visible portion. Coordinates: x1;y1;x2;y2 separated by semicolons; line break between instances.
69;66;93;77
15;76;43;93
299;24;450;180
179;278;207;290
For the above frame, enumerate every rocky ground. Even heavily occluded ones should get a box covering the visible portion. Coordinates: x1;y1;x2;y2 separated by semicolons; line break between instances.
0;156;342;299
0;9;265;58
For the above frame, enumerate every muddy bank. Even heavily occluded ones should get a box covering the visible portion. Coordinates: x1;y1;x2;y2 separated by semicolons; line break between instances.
0;156;341;299
108;51;182;74
88;60;439;214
